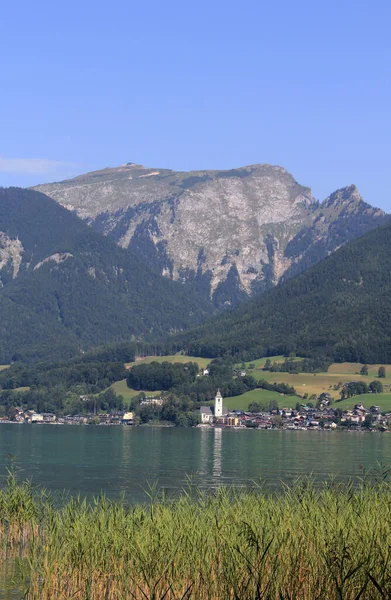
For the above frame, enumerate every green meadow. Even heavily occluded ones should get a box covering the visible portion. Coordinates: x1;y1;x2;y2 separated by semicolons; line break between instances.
106;379;161;405
245;360;391;405
126;354;210;369
254;370;357;398
224;388;300;410
236;355;289;369
328;362;391;380
334;393;391;412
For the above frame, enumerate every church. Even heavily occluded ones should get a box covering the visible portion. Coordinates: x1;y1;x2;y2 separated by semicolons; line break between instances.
200;390;228;424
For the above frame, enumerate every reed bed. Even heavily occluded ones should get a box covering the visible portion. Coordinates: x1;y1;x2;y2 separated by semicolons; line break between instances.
2;470;391;599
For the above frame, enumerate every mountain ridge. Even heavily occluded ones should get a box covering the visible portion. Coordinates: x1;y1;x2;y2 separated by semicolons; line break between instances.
33;163;388;307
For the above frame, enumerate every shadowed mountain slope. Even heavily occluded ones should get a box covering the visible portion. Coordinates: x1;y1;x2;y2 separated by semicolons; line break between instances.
0;188;212;363
176;222;391;364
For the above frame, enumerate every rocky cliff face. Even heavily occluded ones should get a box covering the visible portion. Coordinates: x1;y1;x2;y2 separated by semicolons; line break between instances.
0;233;24;285
34;163;388;306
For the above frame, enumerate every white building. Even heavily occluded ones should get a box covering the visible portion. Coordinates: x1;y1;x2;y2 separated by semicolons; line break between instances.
122;411;134;424
31;413;43;423
140;397;163;407
199;390;228;424
214;389;223;417
200;406;213;424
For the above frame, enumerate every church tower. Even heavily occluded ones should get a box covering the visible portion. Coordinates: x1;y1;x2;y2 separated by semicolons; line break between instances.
214;389;223;417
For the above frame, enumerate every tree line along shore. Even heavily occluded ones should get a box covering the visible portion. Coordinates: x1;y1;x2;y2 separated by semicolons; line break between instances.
1;354;391;431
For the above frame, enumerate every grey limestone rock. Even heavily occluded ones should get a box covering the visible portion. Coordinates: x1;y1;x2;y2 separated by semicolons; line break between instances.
33;164;388;307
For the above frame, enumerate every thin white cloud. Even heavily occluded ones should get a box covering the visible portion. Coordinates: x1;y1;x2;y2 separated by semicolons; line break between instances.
0;156;77;175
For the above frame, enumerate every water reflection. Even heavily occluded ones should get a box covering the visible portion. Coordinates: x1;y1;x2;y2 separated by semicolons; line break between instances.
198;428;209;478
1;426;391;501
212;428;222;479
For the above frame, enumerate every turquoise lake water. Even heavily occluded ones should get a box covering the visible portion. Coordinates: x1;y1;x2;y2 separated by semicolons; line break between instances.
1;424;391;502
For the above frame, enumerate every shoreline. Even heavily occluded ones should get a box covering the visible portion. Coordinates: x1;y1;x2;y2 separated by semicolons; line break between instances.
0;421;387;432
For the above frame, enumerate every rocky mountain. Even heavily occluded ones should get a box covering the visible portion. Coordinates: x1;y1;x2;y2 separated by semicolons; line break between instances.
34;163;388;307
177;221;391;364
0;188;212;363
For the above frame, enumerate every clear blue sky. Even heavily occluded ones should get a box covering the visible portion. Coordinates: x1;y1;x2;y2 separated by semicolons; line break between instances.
1;0;390;209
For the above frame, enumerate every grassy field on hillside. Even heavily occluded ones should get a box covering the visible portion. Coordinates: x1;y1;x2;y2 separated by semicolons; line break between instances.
0;365;9;372
105;379;161;406
224;388;300;410
236;356;289;369
241;360;391;410
249;366;390;399
334;393;391;412
251;370;354;398
328;362;391;380
126;354;210;369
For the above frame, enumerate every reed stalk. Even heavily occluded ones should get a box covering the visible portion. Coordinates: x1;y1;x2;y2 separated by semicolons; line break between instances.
1;470;391;599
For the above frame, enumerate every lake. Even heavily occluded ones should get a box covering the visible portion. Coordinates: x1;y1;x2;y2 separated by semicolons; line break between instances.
1;424;391;501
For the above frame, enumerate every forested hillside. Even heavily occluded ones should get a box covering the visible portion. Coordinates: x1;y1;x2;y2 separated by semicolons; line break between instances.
177;223;391;363
0;188;213;363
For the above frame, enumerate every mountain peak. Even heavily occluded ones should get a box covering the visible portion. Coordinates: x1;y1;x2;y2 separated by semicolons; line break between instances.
323;185;384;214
330;183;360;199
32;163;387;307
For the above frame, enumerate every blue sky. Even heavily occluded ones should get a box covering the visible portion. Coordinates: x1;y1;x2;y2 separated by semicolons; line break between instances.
1;0;390;209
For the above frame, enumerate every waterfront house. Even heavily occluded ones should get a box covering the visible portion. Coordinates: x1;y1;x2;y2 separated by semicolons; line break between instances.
109;411;123;423
64;414;88;424
98;413;110;424
122;411;134;425
200;406;213;424
14;408;25;422
23;410;42;423
226;415;240;427
31;413;44;423
41;413;56;423
350;414;364;424
371;412;383;424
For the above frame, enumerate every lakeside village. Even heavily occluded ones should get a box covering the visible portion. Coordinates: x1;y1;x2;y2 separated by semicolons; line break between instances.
1;389;389;432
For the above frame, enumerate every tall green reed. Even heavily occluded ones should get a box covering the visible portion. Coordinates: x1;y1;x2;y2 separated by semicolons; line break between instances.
2;469;391;599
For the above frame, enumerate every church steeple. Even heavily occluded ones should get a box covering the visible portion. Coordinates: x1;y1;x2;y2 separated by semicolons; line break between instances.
214;389;223;417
